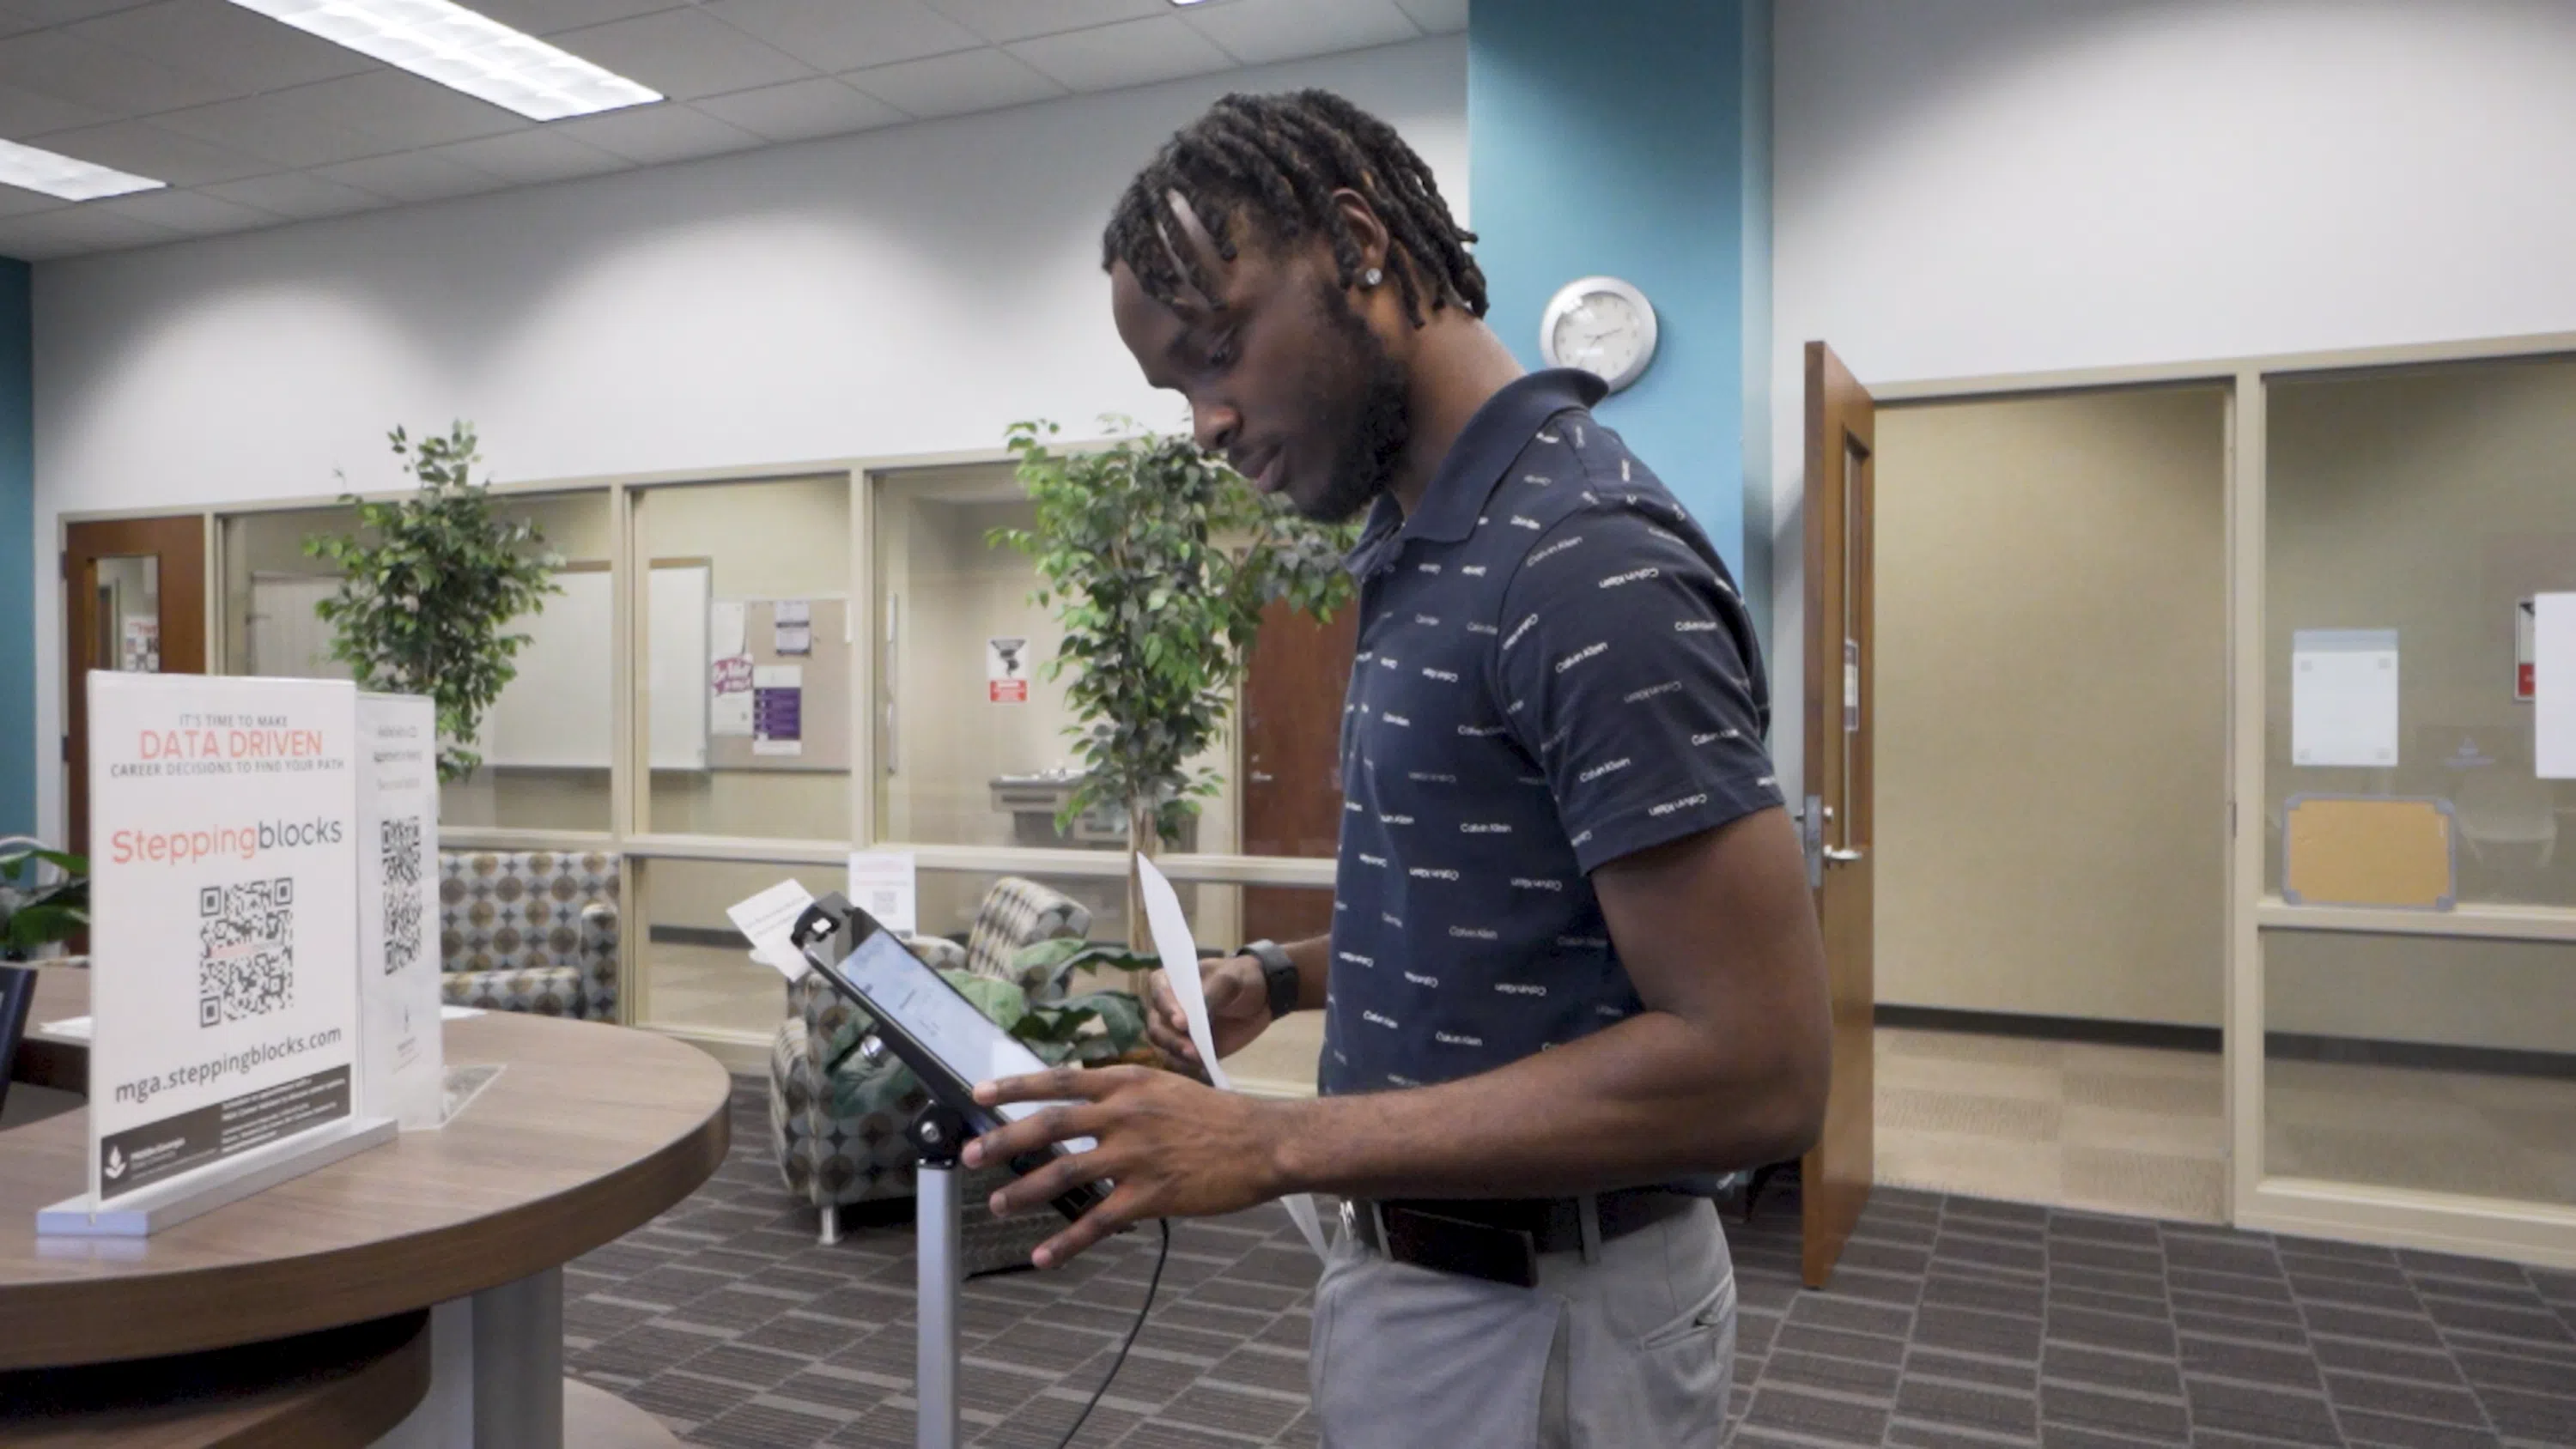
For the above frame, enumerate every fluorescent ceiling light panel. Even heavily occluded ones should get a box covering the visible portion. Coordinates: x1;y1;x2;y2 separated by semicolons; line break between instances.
0;138;163;201
224;0;663;121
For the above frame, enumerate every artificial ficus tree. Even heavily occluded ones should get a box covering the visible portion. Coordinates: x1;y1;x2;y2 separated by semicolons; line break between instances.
993;417;1358;944
303;422;561;782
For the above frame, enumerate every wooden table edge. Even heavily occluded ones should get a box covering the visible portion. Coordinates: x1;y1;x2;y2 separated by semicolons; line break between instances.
0;1310;432;1448
1;1016;734;1370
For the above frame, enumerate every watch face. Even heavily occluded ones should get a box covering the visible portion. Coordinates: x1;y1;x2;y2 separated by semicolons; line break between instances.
1546;283;1653;388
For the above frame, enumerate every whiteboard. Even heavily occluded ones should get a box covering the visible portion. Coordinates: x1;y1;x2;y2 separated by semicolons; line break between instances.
477;568;613;769
647;564;710;770
246;573;353;681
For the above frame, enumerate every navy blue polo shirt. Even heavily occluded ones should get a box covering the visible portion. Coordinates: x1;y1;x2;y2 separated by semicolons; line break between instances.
1319;370;1783;1097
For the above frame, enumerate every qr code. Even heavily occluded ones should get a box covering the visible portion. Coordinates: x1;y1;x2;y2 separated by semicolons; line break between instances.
198;877;295;1028
381;818;423;977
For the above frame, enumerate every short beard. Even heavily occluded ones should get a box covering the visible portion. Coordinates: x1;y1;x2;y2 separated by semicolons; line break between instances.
1302;279;1411;524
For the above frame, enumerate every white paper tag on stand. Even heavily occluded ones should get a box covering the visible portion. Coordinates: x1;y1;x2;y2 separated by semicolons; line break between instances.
728;879;817;981
1134;856;1330;1260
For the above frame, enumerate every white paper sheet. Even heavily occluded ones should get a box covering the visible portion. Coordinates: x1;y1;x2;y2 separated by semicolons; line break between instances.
728;878;819;982
39;1015;90;1041
711;691;754;737
848;850;919;935
2537;594;2576;779
775;600;811;627
710;600;749;660
440;1005;483;1021
1134;857;1330;1260
2292;628;2400;768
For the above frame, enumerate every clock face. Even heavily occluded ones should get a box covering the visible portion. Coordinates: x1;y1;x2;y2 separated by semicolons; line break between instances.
1540;277;1656;391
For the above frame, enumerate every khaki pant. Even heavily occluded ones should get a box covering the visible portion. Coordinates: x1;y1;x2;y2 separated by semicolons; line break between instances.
1309;1200;1737;1448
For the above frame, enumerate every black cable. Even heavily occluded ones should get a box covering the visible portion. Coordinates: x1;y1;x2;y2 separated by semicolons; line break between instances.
1050;1219;1172;1449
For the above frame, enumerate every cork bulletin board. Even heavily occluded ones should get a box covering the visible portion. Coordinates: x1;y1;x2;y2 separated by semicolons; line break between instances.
2281;795;2457;910
708;596;850;773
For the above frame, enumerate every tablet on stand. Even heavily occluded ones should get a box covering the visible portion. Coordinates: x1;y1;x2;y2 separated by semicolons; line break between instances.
788;893;1108;1449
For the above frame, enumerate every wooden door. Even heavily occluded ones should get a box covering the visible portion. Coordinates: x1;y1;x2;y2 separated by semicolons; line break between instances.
64;516;207;857
1238;600;1358;943
1801;342;1877;1288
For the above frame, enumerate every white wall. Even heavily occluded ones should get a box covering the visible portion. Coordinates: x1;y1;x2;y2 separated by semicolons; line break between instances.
1769;0;2576;798
29;36;1466;844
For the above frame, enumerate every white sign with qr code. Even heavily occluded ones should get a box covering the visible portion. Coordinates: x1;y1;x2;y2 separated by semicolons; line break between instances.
84;674;364;1207
356;694;444;1131
848;850;919;936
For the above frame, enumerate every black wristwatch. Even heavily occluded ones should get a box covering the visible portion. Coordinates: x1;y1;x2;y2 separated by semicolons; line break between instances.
1238;938;1300;1022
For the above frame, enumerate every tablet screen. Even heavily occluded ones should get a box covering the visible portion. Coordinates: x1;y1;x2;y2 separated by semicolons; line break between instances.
834;928;1097;1154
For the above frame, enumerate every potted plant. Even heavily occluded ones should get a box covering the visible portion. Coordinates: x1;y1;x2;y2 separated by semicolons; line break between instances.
303;422;561;783
0;841;86;962
992;418;1358;944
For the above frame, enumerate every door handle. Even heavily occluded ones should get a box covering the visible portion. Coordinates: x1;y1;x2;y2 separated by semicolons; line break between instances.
1249;770;1275;784
1824;846;1865;864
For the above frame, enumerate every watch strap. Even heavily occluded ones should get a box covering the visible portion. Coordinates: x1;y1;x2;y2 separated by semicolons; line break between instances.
1240;938;1299;1022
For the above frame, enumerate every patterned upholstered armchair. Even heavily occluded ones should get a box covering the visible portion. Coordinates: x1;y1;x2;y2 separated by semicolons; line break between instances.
437;851;622;1022
769;876;1091;1243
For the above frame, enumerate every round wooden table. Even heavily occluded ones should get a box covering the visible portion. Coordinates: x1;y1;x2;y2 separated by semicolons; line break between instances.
3;972;731;1447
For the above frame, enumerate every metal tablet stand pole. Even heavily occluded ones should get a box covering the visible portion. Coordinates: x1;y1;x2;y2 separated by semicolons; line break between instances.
907;1089;969;1449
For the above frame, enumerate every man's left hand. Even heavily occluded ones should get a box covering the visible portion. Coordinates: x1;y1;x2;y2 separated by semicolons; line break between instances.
964;1065;1288;1269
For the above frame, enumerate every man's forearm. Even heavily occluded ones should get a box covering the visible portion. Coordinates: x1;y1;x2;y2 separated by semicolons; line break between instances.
1259;1010;1820;1201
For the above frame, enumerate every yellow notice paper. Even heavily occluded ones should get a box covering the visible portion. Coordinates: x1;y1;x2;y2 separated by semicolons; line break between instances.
1134;856;1329;1260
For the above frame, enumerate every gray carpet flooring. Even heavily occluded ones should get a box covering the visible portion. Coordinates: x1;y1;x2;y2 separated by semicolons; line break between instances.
563;1082;2576;1447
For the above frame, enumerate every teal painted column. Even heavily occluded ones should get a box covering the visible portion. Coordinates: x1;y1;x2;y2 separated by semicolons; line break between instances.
1468;0;1771;622
0;258;27;839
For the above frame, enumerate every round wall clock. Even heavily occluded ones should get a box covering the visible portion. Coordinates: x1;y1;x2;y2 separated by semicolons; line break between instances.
1539;275;1658;393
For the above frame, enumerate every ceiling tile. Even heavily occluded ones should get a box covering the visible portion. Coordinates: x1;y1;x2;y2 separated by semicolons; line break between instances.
0;184;65;217
691;76;904;142
925;0;1169;45
0;0;155;26
1186;0;1420;67
550;103;762;165
197;169;380;221
1007;15;1232;94
0;78;106;135
460;0;688;37
23;117;274;185
421;128;628;185
275;70;532;151
1394;0;1467;36
152;88;410;170
70;0;374;95
700;0;980;75
843;45;1061;119
551;8;816;101
0;203;180;260
0;27;244;114
310;150;505;204
95;185;277;234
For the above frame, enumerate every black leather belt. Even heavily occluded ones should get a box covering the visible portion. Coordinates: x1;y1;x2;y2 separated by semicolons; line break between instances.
1342;1188;1704;1289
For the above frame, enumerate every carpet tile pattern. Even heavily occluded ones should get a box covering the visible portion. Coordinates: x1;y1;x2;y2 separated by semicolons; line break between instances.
563;1082;2576;1446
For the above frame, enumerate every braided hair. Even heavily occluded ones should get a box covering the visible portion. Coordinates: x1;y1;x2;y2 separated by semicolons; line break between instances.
1103;89;1485;329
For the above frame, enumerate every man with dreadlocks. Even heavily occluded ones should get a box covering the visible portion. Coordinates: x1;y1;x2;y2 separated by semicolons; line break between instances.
964;89;1831;1446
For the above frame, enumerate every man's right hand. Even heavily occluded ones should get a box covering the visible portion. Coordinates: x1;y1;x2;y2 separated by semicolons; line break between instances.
1146;955;1272;1072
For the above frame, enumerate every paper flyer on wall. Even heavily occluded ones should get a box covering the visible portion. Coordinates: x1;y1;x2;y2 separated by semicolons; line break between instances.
2291;628;2400;768
1133;856;1330;1260
848;850;918;936
753;664;803;755
355;694;445;1131
2537;594;2576;779
85;674;365;1204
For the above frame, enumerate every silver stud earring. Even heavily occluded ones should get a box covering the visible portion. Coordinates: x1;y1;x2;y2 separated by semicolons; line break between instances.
1363;267;1383;288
